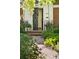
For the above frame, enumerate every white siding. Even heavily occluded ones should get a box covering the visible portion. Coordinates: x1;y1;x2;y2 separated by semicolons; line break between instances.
23;4;53;30
49;4;53;24
24;9;33;30
43;5;48;30
43;4;53;30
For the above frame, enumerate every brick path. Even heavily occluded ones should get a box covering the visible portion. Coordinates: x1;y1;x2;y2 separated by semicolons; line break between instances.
32;36;59;59
37;44;59;59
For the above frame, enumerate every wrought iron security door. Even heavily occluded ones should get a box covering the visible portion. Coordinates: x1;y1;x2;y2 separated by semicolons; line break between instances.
33;8;38;30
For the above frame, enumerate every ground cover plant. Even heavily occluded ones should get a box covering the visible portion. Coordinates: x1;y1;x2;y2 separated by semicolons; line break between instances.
20;18;26;33
43;22;59;52
20;33;40;59
20;18;40;59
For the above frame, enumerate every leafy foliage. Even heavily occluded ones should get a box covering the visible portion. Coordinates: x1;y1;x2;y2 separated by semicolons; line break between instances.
22;0;56;13
20;19;26;33
42;22;53;39
42;30;53;39
53;26;59;34
54;42;59;52
24;21;31;31
44;38;59;52
20;33;40;59
44;38;58;47
43;22;59;52
23;0;35;12
39;0;55;6
24;21;31;28
45;22;53;31
44;38;55;47
42;22;59;39
53;0;59;5
20;18;31;33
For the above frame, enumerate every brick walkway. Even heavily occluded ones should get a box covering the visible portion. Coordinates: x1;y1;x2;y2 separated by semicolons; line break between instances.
37;44;59;59
32;36;59;59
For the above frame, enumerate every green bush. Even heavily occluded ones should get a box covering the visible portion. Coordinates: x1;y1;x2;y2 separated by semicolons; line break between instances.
43;22;59;51
20;33;40;59
44;38;54;47
20;19;31;33
42;22;59;39
44;38;59;51
24;21;31;31
54;43;59;52
42;22;53;39
25;21;31;28
44;38;57;46
53;26;59;34
45;22;53;31
42;30;53;39
20;20;26;33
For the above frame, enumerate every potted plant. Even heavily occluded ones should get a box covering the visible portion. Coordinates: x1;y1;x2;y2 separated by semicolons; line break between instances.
25;21;31;31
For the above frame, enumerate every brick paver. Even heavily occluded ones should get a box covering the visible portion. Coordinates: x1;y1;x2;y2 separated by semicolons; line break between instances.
37;44;59;59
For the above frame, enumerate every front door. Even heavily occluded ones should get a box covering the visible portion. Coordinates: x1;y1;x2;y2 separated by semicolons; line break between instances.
33;8;43;30
33;8;38;30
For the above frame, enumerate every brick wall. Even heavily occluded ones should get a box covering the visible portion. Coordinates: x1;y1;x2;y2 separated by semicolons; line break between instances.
53;7;59;26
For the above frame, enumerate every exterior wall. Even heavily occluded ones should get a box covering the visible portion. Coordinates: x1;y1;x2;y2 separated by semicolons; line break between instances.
43;5;48;30
20;4;58;30
23;9;33;30
20;8;23;16
22;4;53;31
43;4;53;30
49;5;53;24
20;8;23;19
53;6;59;26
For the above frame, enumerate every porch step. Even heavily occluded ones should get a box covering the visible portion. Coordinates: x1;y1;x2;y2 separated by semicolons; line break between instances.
28;30;42;36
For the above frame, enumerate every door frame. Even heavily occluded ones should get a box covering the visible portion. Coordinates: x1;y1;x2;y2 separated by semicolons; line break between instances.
33;8;43;30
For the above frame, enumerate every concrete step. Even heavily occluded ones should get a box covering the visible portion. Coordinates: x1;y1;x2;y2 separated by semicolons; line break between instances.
28;30;42;33
27;30;42;36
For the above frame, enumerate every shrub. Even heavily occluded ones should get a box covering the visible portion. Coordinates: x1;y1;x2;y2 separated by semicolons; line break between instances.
24;21;31;31
45;22;53;31
25;21;31;28
53;34;59;43
20;20;31;33
20;20;26;33
43;22;59;39
42;30;53;39
20;33;40;59
43;22;59;52
44;38;59;51
53;26;59;34
44;38;57;47
54;43;59;52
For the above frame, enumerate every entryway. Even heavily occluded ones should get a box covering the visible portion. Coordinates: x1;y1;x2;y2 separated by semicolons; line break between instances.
33;8;43;30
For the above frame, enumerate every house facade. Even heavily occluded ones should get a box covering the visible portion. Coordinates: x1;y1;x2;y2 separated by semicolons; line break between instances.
20;0;59;31
53;5;59;26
